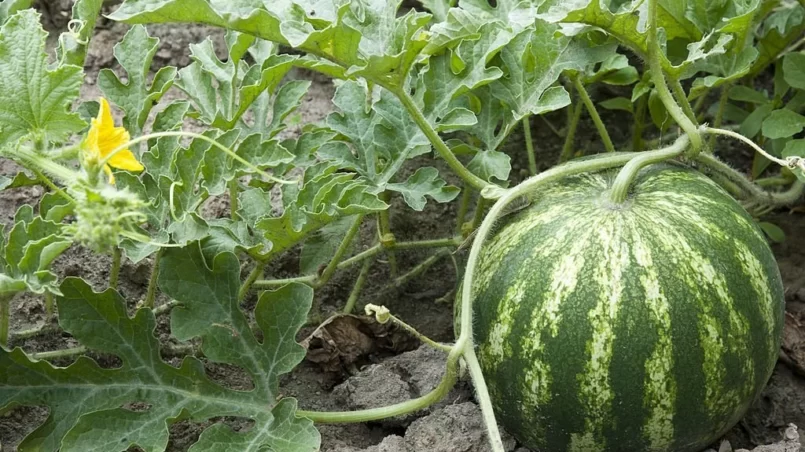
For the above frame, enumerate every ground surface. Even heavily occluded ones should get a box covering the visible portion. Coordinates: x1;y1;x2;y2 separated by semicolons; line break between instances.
1;4;805;452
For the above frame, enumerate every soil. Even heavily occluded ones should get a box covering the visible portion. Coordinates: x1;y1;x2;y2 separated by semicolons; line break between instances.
1;4;805;452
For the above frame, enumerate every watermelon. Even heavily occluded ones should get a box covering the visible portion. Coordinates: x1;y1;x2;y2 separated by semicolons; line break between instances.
470;163;785;452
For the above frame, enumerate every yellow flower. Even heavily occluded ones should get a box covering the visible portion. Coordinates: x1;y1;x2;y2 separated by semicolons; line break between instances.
84;98;143;184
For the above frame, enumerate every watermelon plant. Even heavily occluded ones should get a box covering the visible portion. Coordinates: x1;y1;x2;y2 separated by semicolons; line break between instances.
0;0;803;451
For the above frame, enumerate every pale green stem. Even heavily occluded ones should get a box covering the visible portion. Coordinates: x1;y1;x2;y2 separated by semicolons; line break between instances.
633;94;648;152
383;312;452;353
670;78;697;124
377;195;398;277
701;126;805;171
709;84;732;149
392;88;490;191
693;93;708;122
101;131;296;186
298;346;463;423
315;215;364;288
44;292;55;318
609;135;690;203
756;176;794;187
229;178;240;219
694;153;805;206
109;247;122;289
142;248;163;309
343;259;372;314
560;101;583;163
471;196;488;231
647;0;703;154
0;294;11;348
253;275;318;288
572;76;616;153
539;115;563;138
238;263;265;302
10;322;59;341
10;146;81;191
464;346;505;451
455;187;473;236
386;249;450;291
30;346;87;360
253;237;461;288
31;167;76;205
523;116;537;175
152;299;182;316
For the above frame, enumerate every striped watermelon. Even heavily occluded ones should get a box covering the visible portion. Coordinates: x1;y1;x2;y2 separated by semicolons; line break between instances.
471;163;784;452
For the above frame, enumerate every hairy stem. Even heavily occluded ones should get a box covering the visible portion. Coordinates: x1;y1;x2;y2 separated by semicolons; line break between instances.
393;88;490;191
464;346;505;451
315;215;364;288
670;78;697;124
343;259;372;314
377;196;398;277
297;347;462;423
0;294;11;348
384;249;451;292
694;153;805;207
523;116;537;175
709;84;732;149
633;94;648;152
456;187;473;236
572;76;616;153
142;248;163;309
109;247;122;289
609;135;690;203
238;263;265;302
647;0;703;154
228;178;239;220
44;292;55;318
560;101;583;163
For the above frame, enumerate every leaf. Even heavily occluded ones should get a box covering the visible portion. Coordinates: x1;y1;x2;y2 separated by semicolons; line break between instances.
0;260;319;451
98;25;177;137
386;167;460;211
0;10;85;147
324;81;430;185
176;37;297;130
419;0;451;22
255;164;388;257
759;221;786;243
489;23;614;122
740;103;775;139
761;109;805;139
599;97;634;113
467;148;511;183
1;205;70;295
111;1;430;89
729;85;769;104
56;0;104;67
0;0;30;24
299;215;357;274
0;171;39;191
783;52;805;91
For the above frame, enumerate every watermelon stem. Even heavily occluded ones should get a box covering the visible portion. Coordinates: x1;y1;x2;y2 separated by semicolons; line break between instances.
694;151;805;207
609;135;690;204
646;0;703;155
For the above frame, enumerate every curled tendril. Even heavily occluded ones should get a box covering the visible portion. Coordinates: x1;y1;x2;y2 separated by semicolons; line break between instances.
786;156;805;171
67;19;88;45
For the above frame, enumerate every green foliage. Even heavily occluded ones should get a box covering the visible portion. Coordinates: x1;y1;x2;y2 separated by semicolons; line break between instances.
0;205;70;296
0;246;317;451
0;10;85;148
98;25;177;137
